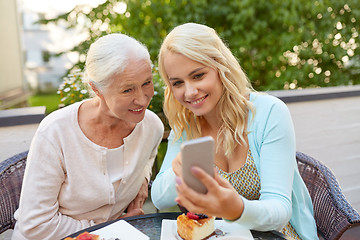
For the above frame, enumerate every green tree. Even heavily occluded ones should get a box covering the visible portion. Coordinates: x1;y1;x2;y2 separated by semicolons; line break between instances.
40;0;360;91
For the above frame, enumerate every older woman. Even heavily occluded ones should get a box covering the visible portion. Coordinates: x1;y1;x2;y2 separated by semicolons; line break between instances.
12;34;164;239
151;23;318;240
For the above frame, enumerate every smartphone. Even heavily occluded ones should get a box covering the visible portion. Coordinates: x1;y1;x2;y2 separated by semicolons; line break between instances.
181;136;215;194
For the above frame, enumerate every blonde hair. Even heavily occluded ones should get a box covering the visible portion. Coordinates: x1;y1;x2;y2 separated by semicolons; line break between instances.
158;23;255;157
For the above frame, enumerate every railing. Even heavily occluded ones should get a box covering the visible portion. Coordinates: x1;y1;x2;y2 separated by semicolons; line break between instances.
0;106;46;127
267;85;360;103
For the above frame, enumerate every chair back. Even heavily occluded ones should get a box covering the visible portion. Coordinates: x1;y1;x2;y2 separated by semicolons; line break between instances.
0;151;28;234
296;152;360;240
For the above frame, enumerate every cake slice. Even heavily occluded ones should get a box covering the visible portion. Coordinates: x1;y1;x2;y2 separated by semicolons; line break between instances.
64;232;99;240
177;213;215;240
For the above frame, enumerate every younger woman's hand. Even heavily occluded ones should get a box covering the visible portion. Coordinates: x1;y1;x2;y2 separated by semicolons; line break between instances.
172;153;182;177
175;167;244;221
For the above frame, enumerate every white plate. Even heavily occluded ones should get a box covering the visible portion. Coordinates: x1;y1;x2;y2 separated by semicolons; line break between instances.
91;220;149;240
161;219;254;240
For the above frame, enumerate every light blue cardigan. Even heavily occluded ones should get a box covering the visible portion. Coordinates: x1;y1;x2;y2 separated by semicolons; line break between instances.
151;93;318;240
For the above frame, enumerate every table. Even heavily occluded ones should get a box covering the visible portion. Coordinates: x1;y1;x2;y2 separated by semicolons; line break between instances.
64;212;289;240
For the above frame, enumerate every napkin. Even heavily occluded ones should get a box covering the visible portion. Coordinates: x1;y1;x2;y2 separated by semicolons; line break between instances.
91;220;149;240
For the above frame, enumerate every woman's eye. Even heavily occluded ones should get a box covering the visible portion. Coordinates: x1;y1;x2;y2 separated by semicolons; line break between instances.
172;80;183;87
194;73;205;79
143;81;152;87
123;88;132;93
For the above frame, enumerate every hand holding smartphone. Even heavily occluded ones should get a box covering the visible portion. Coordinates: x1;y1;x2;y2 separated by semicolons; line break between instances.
181;136;215;194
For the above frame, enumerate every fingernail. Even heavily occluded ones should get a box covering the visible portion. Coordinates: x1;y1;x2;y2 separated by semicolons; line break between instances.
191;166;199;174
176;176;182;185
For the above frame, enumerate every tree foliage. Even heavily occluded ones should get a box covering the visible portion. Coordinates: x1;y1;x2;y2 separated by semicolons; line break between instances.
40;0;360;92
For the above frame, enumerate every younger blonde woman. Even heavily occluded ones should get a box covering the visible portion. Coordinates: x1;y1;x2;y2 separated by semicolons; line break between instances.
151;23;318;240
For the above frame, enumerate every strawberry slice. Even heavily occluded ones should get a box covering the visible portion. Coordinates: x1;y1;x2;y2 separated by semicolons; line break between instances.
186;212;199;220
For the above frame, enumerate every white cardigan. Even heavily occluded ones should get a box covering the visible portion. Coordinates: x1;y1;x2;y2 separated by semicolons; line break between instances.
12;101;164;240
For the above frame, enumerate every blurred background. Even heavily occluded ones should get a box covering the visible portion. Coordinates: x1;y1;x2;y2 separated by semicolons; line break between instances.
1;0;360;219
1;3;360;240
1;0;359;114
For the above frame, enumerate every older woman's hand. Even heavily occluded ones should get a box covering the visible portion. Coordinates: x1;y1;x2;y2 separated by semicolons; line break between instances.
119;208;144;218
120;178;148;218
175;167;244;221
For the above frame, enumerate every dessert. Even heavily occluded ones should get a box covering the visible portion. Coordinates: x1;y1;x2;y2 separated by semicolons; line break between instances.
177;212;215;240
64;232;100;240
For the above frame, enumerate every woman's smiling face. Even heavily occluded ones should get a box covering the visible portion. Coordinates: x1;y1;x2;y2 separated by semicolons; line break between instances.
163;52;223;118
101;59;154;124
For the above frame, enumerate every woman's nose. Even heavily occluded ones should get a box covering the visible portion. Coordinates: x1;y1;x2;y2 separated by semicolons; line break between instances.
134;89;149;105
184;83;198;98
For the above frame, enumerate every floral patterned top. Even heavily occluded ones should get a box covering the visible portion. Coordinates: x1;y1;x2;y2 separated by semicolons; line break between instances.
216;150;301;240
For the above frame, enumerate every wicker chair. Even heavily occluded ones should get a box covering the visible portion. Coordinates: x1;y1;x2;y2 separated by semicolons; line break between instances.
0;151;28;234
296;152;360;240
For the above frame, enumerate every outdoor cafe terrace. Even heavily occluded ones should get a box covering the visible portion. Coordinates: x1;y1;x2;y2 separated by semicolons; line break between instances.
1;85;360;239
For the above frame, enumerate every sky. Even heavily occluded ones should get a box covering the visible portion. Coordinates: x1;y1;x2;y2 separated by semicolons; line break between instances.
20;0;109;65
21;0;110;52
20;0;126;64
22;0;106;17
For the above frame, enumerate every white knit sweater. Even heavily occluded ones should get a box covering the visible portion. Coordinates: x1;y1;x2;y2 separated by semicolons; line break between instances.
12;101;164;240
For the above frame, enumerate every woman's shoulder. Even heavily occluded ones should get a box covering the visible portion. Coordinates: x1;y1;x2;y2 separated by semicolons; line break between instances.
250;92;288;112
144;110;163;124
250;92;285;107
37;101;81;132
249;92;290;121
143;110;165;133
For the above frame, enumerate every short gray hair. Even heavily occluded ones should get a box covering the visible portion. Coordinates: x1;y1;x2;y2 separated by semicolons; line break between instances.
84;33;151;92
